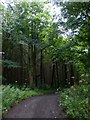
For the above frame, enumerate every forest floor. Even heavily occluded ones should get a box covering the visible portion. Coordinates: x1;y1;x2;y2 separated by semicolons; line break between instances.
3;94;67;118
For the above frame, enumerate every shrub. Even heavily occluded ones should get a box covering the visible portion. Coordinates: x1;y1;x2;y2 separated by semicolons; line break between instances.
59;83;89;119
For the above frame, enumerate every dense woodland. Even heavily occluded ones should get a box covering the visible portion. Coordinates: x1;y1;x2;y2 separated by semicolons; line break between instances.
1;1;89;89
0;0;89;119
1;1;90;89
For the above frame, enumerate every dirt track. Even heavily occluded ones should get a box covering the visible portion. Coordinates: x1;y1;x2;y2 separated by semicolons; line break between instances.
4;94;67;118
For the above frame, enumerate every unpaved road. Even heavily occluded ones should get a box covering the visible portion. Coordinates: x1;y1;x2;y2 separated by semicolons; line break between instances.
4;94;67;118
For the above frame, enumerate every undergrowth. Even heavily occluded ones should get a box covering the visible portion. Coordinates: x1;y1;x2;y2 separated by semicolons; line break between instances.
58;80;89;120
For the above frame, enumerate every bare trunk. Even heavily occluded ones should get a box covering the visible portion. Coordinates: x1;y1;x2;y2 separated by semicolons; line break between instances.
70;63;74;86
40;49;43;87
28;45;33;87
56;61;59;88
51;63;55;87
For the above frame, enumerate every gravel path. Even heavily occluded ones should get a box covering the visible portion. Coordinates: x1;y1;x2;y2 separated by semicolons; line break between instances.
4;94;67;118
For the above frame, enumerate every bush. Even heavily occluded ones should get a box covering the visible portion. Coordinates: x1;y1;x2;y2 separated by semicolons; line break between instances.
59;82;89;119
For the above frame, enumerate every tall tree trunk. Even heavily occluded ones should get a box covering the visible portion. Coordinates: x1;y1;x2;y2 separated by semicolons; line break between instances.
33;45;37;87
43;64;46;86
40;49;43;87
67;63;71;87
34;46;37;87
28;45;33;87
61;62;66;88
30;20;38;87
51;63;55;87
70;63;74;86
20;44;23;85
59;62;62;87
30;44;37;87
56;61;59;88
64;63;68;87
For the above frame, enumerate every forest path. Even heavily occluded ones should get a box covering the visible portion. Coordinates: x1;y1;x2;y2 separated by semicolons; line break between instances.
4;94;67;118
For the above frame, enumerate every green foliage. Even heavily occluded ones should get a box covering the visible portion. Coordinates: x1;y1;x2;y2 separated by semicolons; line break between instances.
60;2;90;70
0;60;21;68
2;1;89;89
2;85;55;115
59;82;89;119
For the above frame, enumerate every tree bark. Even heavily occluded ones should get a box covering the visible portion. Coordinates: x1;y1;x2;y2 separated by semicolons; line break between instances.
28;45;33;87
56;61;59;88
51;63;55;87
40;49;43;87
70;63;74;86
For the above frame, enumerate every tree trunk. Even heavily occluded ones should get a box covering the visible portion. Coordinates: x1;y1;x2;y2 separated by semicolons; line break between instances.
28;45;33;87
40;49;43;87
70;63;74;86
56;61;59;88
20;44;23;85
33;45;37;87
64;63;68;87
51;63;55;87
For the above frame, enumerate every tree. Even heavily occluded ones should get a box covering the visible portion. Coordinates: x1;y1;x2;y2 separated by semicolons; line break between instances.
58;2;90;82
2;1;53;87
2;1;83;88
